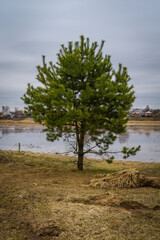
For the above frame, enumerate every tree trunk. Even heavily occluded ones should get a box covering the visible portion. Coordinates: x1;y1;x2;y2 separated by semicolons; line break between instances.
77;153;84;171
76;121;85;171
77;132;84;171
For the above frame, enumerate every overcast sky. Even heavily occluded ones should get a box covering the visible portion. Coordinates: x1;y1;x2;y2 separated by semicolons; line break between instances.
0;0;160;110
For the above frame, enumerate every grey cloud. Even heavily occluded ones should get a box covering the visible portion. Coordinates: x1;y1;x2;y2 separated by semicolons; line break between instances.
11;41;60;59
0;60;33;72
0;57;37;79
0;0;160;108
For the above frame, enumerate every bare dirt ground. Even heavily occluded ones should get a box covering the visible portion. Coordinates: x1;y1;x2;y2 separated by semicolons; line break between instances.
0;151;160;240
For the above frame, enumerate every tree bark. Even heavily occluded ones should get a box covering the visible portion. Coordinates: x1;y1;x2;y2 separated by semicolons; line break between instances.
76;120;85;171
77;128;85;171
77;152;84;171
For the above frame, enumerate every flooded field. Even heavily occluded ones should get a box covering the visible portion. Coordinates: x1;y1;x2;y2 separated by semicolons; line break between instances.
0;125;160;162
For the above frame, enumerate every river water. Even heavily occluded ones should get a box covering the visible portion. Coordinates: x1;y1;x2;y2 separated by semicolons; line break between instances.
0;125;160;162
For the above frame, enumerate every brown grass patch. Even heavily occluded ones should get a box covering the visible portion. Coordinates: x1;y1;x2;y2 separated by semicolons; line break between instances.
0;151;160;239
0;119;41;126
89;169;160;189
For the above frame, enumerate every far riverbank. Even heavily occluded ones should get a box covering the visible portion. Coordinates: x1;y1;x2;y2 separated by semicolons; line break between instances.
0;119;41;127
0;119;160;127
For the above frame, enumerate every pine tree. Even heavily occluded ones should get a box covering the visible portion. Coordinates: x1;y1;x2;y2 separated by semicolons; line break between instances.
22;36;140;171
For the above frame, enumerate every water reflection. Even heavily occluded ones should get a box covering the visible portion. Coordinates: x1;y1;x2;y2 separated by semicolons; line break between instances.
144;132;150;137
0;127;25;136
118;133;129;144
127;126;160;133
0;126;43;136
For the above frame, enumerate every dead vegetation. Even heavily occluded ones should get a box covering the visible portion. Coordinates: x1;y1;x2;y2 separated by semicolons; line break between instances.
89;169;160;189
0;119;41;127
0;150;160;239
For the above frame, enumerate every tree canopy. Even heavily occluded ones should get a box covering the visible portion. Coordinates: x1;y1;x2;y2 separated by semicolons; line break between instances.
22;35;140;170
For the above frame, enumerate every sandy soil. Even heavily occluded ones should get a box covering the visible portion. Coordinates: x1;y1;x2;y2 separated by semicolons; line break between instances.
0;151;160;240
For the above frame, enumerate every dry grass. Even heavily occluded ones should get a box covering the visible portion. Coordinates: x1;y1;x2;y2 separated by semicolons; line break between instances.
0;119;41;126
0;150;160;239
89;169;160;189
128;121;160;123
1;119;160;127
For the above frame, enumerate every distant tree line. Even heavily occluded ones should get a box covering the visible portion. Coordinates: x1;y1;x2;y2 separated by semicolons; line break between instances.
0;106;26;119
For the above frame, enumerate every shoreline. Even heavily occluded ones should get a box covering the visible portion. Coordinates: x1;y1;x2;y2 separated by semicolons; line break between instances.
1;149;160;165
0;119;160;127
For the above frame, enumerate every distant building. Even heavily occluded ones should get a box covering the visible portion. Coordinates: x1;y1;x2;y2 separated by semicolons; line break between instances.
130;109;142;117
129;108;153;117
145;111;152;117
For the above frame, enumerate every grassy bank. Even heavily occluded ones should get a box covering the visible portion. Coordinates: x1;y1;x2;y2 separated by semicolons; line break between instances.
0;119;42;126
0;150;160;239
